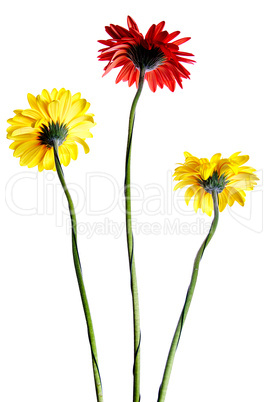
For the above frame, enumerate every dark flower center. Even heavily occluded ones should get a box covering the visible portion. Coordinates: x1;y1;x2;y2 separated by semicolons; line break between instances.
199;171;229;194
127;44;166;70
38;121;68;148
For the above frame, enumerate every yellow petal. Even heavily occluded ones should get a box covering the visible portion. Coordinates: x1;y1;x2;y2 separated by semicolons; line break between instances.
231;155;249;166
229;163;240;175
8;114;35;126
8;133;38;140
48;100;60;122
65;99;87;123
20;145;43;166
184;151;193;159
43;148;55;170
69;135;89;153
41;89;52;103
229;173;259;190
238;166;257;174
27;93;39;111
36;96;50;120
230;188;245;206
38;162;44;172
22;109;42;120
65;142;78;160
34;118;47;128
210;153;221;164
80;101;90;115
199;158;209;164
68;114;95;129
7;125;22;136
225;187;245;206
59;145;71;167
184;184;200;205
11;127;40;136
218;191;228;212
68;122;94;138
13;141;40;157
50;88;58;100
27;146;47;168
229;152;241;159
72;92;81;102
174;179;195;191
56;88;66;100
58;90;71;122
193;188;205;212
199;163;213;180
9;140;24;151
201;192;213;216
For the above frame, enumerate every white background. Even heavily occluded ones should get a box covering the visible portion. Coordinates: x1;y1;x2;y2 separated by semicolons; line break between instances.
0;0;268;401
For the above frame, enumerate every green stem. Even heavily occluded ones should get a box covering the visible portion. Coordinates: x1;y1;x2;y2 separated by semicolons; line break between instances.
125;66;146;402
157;190;219;402
53;142;103;402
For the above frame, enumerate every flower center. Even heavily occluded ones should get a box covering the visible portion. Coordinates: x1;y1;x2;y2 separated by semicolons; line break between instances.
199;171;229;193
38;121;68;148
127;44;166;71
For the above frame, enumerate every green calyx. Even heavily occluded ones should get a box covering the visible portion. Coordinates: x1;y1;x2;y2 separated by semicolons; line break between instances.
38;121;68;148
199;171;229;194
127;44;166;71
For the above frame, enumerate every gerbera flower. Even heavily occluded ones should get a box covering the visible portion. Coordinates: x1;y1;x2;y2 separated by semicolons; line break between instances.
159;154;259;401
7;88;95;171
7;88;102;401
98;16;195;92
98;17;195;402
174;151;259;216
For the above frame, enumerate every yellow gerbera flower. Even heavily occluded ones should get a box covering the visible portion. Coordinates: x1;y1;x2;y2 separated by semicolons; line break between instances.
174;152;259;216
7;88;96;171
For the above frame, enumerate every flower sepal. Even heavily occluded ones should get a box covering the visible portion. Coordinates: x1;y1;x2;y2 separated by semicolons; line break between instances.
38;121;68;148
199;171;230;194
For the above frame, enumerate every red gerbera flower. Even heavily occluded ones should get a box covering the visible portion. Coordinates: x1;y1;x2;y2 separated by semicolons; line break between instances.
98;16;195;92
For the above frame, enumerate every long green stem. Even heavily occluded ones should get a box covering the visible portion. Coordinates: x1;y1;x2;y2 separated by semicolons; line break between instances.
125;66;146;402
53;143;103;402
157;190;219;402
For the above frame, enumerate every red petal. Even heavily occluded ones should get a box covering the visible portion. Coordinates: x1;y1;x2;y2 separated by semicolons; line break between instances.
98;51;117;61
127;16;139;32
129;28;143;41
157;67;176;91
105;25;122;39
103;56;128;75
166;64;184;86
154;21;165;36
156;30;169;42
176;57;195;68
172;37;191;46
163;31;181;43
171;61;190;79
154;69;164;89
176;51;195;57
146;71;157;92
98;39;115;46
114;24;133;38
145;24;156;42
115;62;133;83
128;66;138;87
135;72;140;88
